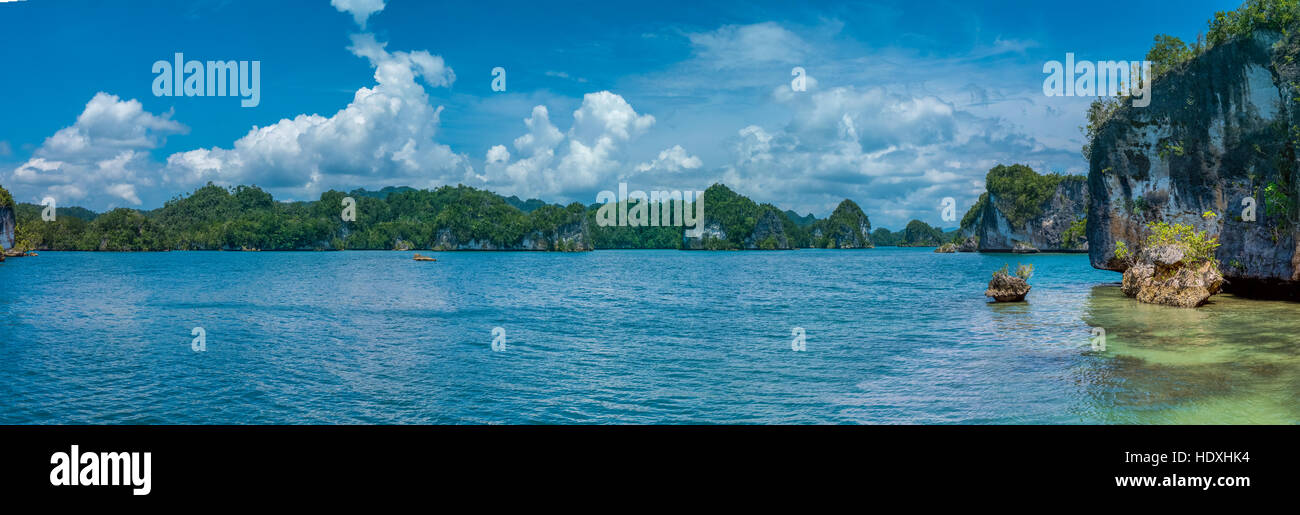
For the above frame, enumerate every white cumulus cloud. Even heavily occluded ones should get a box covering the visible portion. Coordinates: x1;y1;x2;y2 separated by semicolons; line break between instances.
163;32;468;199
635;145;702;173
331;0;386;28
479;91;656;199
5;92;187;207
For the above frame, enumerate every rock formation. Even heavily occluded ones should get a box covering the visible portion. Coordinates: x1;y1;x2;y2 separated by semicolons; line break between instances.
1121;245;1225;307
1088;30;1300;296
810;199;872;248
962;165;1089;253
0;185;14;253
985;266;1032;302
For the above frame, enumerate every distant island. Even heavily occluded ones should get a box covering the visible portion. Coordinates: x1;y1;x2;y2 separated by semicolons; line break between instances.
0;163;1089;254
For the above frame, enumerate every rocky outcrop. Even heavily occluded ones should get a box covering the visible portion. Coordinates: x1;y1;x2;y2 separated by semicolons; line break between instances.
1121;245;1224;307
0;184;14;252
935;243;957;253
1088;30;1300;296
811;199;872;248
433;219;593;251
743;209;792;249
0;205;13;253
985;271;1031;302
521;219;594;251
682;221;727;250
683;184;797;250
956;235;979;252
969;169;1089;253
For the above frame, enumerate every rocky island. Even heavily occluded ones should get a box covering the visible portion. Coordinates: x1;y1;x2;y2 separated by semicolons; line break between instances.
0;185;13;261
958;164;1088;254
1087;7;1300;299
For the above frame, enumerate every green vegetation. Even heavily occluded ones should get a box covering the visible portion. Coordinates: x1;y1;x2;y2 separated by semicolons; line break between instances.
810;199;871;248
1114;240;1132;261
1062;218;1087;248
1084;0;1300;157
0;184;13;209
868;220;950;247
1207;0;1300;47
3;180;960;252
1147;34;1197;79
871;227;899;246
899;220;945;246
783;210;817;227
10;183;589;251
688;184;812;249
1145;221;1222;265
985;164;1082;227
587;200;687;249
1265;181;1294;218
991;262;1033;281
959;192;987;234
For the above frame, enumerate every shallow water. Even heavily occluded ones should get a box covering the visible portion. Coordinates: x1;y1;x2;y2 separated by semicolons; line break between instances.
0;248;1295;424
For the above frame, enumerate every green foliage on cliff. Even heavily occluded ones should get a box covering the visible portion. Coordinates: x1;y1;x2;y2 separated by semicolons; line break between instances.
701;184;761;248
693;184;811;249
959;192;987;233
1114;240;1132;261
1207;0;1300;47
985;164;1082;228
1062;218;1087;248
871;228;899;246
0;184;13;209
811;199;871;248
1147;34;1196;79
899;220;945;246
1145;221;1222;265
586;201;686;249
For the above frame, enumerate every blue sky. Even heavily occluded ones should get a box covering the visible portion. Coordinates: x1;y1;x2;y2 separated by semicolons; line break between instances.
0;0;1242;228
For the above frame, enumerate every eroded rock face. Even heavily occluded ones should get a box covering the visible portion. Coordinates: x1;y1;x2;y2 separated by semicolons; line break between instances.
683;209;795;250
1012;241;1040;253
743;209;792;249
1120;245;1225;307
935;243;957;253
956;235;979;252
433;218;593;251
985;273;1031;302
1089;31;1300;296
0;205;14;252
813;199;873;248
974;178;1088;253
682;221;727;250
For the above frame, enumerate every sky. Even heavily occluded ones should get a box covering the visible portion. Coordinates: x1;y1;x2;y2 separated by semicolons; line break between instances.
0;0;1244;229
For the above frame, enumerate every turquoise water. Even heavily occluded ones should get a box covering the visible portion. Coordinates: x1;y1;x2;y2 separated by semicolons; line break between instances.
1;248;1296;424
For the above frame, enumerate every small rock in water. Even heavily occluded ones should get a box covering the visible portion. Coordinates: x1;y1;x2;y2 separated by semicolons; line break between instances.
1011;241;1039;254
985;265;1031;302
1121;244;1222;308
934;243;957;253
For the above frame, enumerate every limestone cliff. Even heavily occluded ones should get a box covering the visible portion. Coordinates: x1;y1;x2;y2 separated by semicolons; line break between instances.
960;165;1089;253
810;199;873;248
0;185;15;252
1087;30;1300;294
